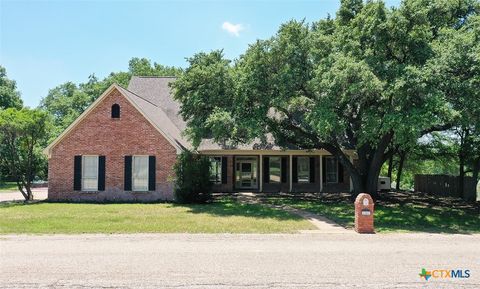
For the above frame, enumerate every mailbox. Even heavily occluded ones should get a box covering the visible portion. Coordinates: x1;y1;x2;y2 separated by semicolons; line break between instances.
354;193;374;233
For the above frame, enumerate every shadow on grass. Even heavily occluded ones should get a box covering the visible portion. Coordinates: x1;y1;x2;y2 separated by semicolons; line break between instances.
170;197;306;221
0;197;305;222
264;192;480;234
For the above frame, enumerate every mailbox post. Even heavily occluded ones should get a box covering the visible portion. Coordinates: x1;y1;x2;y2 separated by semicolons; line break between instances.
354;193;374;233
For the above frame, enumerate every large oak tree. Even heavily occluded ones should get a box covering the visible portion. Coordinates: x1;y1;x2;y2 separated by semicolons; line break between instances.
172;0;479;196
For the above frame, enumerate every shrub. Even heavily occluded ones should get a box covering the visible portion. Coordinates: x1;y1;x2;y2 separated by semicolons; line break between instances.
174;151;212;203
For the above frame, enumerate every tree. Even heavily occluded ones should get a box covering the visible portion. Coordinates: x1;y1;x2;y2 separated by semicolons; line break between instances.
428;13;480;198
40;58;182;138
173;151;212;203
172;0;478;197
0;66;23;109
0;108;51;200
39;82;91;137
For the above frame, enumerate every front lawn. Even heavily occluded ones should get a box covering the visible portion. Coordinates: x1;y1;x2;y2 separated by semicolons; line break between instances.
0;198;315;234
266;192;480;233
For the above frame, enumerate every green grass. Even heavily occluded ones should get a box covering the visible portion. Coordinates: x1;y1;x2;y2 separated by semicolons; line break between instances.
0;198;315;234
267;195;480;234
0;182;17;192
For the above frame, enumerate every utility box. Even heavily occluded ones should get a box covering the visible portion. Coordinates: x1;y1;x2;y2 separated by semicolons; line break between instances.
354;193;375;233
378;176;391;191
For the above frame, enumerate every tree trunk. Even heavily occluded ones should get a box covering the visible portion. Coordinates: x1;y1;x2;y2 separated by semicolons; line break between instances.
473;157;480;184
395;152;406;190
471;157;479;202
387;154;393;179
458;129;468;199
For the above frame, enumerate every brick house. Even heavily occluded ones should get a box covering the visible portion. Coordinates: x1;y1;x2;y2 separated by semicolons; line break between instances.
44;76;355;202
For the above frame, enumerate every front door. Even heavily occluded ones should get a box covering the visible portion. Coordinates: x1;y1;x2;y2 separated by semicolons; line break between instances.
235;157;258;189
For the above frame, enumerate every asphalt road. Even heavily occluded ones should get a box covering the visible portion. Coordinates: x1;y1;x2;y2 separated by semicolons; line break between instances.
1;233;479;289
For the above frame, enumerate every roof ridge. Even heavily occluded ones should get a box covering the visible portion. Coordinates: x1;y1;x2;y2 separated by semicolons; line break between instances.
132;76;177;79
118;86;160;108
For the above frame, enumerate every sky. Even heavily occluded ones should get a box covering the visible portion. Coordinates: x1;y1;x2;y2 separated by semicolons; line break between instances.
1;0;401;107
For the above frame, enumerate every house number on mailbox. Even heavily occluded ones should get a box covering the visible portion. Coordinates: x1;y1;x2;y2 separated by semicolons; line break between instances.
361;209;371;216
363;198;369;206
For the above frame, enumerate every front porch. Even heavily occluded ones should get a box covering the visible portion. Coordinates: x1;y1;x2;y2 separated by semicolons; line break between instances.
203;151;354;194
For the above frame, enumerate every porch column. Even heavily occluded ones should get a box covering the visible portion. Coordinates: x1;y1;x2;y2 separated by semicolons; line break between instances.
349;155;353;192
319;155;323;193
289;154;293;192
259;154;263;192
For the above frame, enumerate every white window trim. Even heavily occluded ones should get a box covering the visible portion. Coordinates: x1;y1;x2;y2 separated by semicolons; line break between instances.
82;155;99;191
325;156;338;184
132;155;149;192
209;156;222;184
297;156;310;183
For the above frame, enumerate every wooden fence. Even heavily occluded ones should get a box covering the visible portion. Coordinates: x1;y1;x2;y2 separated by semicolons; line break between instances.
414;174;477;200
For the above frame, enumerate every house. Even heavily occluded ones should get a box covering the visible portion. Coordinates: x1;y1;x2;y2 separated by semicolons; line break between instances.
44;76;355;202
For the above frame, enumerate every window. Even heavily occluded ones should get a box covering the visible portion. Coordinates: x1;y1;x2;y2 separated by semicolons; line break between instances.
325;156;338;183
111;104;120;118
132;156;149;191
209;157;222;184
269;157;281;183
82;156;98;191
297;157;310;183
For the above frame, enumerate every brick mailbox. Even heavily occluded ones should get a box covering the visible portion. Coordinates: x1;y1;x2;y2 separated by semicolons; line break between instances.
354;193;374;233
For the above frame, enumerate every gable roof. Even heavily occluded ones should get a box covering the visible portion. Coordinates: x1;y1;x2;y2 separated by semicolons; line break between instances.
43;84;191;157
127;76;283;151
128;76;186;131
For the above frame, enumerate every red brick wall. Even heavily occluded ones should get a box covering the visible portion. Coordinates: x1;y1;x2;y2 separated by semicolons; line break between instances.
48;87;178;202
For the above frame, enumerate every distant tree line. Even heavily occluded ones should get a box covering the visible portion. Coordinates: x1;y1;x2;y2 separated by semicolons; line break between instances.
1;0;479;202
0;58;181;200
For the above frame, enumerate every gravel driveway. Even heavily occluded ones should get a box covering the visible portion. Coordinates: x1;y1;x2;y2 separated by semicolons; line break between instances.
1;233;479;288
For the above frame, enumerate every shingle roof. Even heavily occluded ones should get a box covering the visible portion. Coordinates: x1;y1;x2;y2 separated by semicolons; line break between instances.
128;76;186;131
126;76;280;151
116;85;191;150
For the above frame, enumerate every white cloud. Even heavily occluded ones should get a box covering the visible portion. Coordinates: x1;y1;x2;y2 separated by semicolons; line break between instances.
222;21;244;37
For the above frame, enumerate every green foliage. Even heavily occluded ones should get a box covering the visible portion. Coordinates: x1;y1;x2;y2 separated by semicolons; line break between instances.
40;58;182;138
173;151;212;204
172;0;479;194
0;108;51;199
0;66;23;109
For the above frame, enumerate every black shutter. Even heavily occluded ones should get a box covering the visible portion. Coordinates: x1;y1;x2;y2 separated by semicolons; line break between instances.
221;156;228;184
281;157;287;183
73;156;82;191
338;160;344;183
292;157;298;183
148;156;156;191
124;156;132;191
322;157;327;183
98;156;106;191
309;157;315;183
263;156;270;183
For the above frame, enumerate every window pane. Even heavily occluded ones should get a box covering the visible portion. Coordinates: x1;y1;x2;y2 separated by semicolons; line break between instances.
297;157;310;183
133;156;149;191
82;156;98;191
209;157;222;184
269;157;281;183
326;157;338;183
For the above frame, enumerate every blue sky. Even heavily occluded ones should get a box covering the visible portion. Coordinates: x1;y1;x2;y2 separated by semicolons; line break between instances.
1;0;400;107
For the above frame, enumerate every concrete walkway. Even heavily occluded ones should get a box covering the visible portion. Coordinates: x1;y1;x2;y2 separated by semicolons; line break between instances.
0;187;48;202
237;193;351;233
